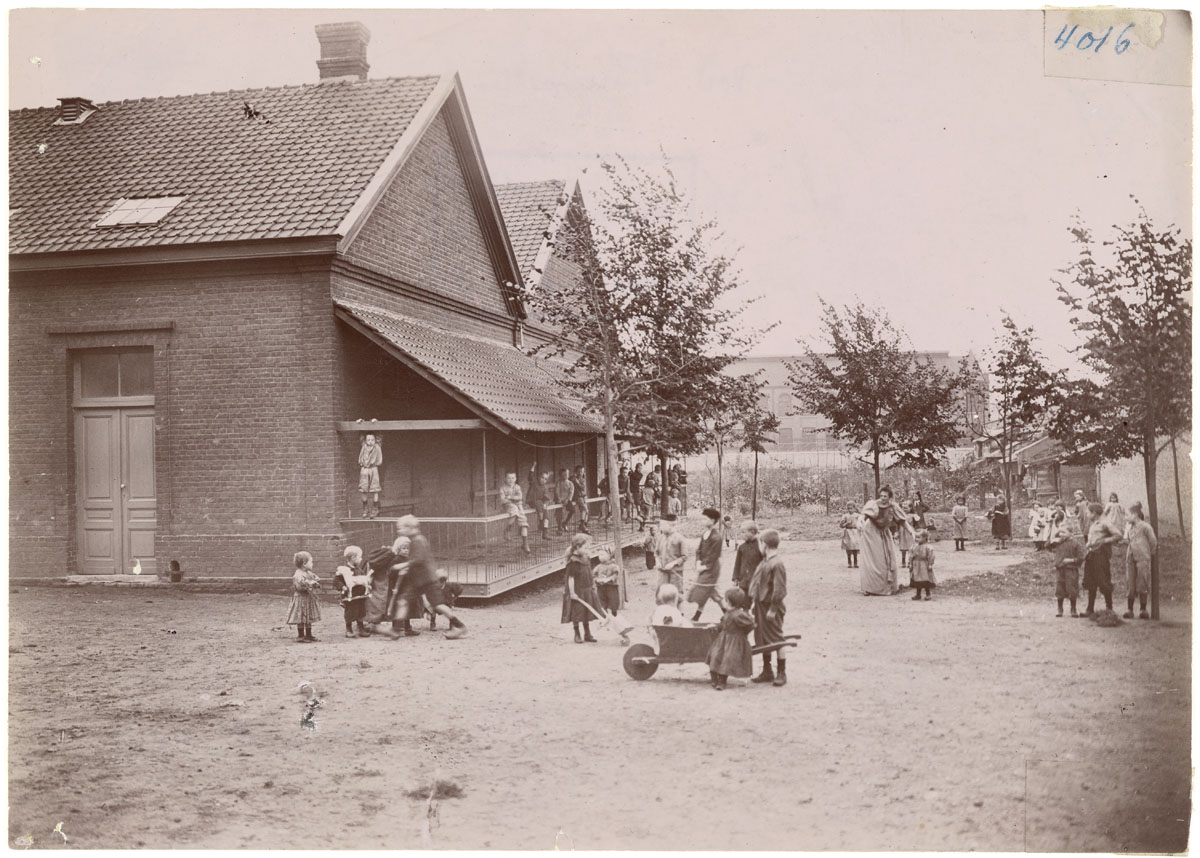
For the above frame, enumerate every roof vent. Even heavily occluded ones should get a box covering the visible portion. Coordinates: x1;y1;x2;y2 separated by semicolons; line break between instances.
54;97;98;125
315;22;370;82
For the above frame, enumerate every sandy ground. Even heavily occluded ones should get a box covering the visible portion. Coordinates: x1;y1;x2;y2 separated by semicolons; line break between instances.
8;537;1191;851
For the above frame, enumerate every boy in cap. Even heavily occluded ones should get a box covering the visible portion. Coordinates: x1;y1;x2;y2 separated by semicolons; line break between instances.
1049;520;1085;617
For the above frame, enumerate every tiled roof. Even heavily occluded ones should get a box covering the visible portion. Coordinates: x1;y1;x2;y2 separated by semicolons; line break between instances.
9;76;440;254
495;180;565;278
336;299;601;435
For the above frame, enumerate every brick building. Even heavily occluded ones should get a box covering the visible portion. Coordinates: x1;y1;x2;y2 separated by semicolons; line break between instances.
9;23;612;586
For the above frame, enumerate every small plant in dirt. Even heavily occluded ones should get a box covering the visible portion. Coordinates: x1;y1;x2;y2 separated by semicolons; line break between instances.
407;780;465;800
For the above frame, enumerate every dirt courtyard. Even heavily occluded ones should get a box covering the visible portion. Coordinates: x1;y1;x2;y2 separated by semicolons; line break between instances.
8;537;1192;851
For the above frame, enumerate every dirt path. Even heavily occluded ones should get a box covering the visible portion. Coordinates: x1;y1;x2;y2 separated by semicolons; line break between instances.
8;538;1190;850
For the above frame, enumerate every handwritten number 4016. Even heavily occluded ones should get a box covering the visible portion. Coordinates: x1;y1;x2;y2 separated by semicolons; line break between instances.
1055;23;1134;54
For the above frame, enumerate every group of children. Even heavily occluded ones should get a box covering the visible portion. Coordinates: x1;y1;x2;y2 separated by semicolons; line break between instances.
1050;497;1158;619
838;498;938;600
286;516;468;643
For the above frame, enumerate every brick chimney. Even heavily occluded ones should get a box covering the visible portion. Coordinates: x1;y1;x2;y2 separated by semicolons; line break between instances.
315;22;370;82
55;97;98;125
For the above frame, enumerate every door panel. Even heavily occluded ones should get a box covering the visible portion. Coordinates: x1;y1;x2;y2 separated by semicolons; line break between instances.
122;409;157;575
76;411;120;575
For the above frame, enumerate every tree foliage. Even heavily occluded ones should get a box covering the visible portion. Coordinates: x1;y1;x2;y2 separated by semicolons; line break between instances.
1051;207;1192;466
787;300;968;492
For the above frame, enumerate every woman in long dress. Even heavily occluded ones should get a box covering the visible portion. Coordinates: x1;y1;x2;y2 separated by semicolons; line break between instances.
859;486;902;595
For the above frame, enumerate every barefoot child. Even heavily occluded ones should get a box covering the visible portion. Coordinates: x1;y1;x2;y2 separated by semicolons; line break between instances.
951;495;969;552
561;533;602;643
1123;502;1157;620
749;529;788;687
334;546;370;638
287;551;321;643
593;547;622;618
706;588;755;690
908;530;936;600
838;503;861;568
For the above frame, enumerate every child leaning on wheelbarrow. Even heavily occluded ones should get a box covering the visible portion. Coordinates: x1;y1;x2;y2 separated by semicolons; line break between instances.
706;588;755;690
748;529;789;687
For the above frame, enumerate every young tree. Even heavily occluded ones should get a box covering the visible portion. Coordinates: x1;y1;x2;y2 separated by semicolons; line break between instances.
967;315;1063;502
739;403;781;521
1051;207;1192;619
520;155;767;588
701;374;773;513
788;300;968;494
580;154;767;516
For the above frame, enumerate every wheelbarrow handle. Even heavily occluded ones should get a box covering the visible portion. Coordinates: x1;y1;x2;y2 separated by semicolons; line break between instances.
571;595;609;623
751;640;799;656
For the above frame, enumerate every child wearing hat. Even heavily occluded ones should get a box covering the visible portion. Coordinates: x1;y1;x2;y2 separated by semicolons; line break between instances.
706;588;756;690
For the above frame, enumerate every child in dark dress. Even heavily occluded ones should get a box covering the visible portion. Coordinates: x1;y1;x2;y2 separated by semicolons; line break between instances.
561;533;603;643
706;588;756;690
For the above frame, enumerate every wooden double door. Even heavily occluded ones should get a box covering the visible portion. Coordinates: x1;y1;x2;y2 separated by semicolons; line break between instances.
75;407;157;575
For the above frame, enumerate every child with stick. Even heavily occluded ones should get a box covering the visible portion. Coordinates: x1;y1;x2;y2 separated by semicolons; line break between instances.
706;588;756;690
560;533;602;643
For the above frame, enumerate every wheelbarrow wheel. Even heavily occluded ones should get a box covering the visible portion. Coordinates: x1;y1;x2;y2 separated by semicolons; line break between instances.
622;643;658;680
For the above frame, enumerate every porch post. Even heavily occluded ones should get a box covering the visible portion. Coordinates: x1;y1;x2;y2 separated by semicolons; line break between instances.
481;429;488;517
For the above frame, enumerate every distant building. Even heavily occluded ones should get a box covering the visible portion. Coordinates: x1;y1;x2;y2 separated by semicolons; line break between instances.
724;353;988;460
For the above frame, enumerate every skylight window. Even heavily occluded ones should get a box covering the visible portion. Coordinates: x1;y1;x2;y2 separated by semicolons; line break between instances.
94;196;186;228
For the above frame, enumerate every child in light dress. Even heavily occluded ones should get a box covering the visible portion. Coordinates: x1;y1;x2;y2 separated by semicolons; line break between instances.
908;530;936;601
897;500;918;568
838;502;861;568
287;550;321;643
951;495;969;552
706;588;756;690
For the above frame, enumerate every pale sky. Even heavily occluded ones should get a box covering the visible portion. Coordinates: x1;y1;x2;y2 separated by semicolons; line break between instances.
8;8;1193;368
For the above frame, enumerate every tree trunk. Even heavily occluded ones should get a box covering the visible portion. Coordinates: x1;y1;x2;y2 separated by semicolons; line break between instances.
603;384;626;607
872;443;881;495
1170;434;1187;541
716;441;724;513
751;450;759;520
1143;435;1160;619
659;454;669;517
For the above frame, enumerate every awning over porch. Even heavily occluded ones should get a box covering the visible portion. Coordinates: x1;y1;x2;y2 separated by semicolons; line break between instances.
334;299;601;435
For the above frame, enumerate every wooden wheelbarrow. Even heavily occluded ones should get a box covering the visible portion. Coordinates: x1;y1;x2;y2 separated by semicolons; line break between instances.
622;623;801;680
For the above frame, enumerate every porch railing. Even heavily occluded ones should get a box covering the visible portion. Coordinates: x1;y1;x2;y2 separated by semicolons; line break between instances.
343;499;645;587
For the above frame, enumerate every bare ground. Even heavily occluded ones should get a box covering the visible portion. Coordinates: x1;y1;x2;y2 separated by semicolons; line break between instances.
8;537;1190;851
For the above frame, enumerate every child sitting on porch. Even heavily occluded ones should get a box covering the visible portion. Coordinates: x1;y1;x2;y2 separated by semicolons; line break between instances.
334;545;371;638
706;587;756;690
650;583;687;627
593;547;622;618
287;551;321;643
